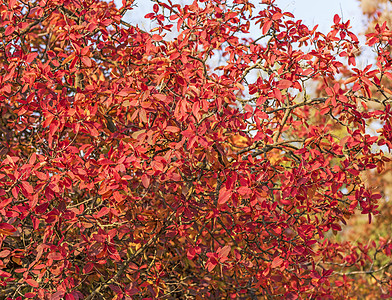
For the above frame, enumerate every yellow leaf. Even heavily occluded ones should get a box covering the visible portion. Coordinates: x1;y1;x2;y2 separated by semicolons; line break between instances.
228;134;250;149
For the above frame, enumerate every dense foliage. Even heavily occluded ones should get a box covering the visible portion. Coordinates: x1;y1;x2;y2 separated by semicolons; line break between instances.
0;0;391;298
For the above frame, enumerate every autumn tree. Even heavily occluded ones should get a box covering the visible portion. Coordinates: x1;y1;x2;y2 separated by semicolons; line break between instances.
0;0;392;299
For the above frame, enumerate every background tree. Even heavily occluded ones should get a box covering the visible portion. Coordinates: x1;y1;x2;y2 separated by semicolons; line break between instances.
360;0;392;33
0;0;392;299
357;0;392;199
315;0;392;297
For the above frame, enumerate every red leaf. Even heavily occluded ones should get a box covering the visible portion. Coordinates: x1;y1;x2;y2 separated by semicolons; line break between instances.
65;294;76;300
176;76;185;86
218;245;231;260
83;262;94;274
371;193;382;200
177;18;183;32
26;52;38;64
166;126;179;133
285;292;298;300
187;248;197;260
277;79;292;89
0;250;11;258
0;270;11;277
15;268;28;274
205;260;217;272
272;12;283;20
81;56;92;67
218;188;232;205
50;291;65;300
88;124;99;137
331;223;342;231
94;207;110;218
141;174;150;188
8;0;16;9
48;252;63;260
25;293;36;298
145;13;155;19
21;181;33;194
262;20;272;35
29;153;37;165
333;14;341;24
26;278;39;287
385;72;392;81
4;26;15;36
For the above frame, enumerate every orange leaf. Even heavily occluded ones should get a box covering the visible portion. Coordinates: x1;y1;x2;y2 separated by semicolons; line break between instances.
0;223;16;236
271;256;284;268
152;34;163;41
384;72;392;81
344;76;357;84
